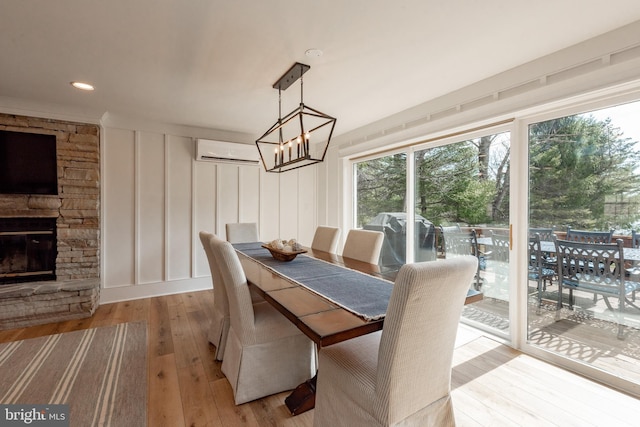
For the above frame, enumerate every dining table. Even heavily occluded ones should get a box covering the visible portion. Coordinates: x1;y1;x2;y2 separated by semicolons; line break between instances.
476;236;640;261
233;241;483;415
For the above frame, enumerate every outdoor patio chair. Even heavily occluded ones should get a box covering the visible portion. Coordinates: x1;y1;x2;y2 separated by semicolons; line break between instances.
528;233;556;310
529;227;555;241
565;227;613;244
489;229;508;263
554;237;640;339
441;228;484;290
529;227;557;270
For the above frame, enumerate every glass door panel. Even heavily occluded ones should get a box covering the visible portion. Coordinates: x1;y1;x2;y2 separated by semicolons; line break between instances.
355;153;407;272
414;132;511;335
527;100;640;386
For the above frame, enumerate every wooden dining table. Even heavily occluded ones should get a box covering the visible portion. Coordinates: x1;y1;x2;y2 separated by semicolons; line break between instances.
237;245;482;348
234;243;483;415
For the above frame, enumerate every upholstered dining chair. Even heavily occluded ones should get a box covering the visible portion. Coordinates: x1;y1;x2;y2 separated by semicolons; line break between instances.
225;222;259;243
211;238;316;405
199;231;230;361
313;256;478;427
342;229;384;264
311;226;341;253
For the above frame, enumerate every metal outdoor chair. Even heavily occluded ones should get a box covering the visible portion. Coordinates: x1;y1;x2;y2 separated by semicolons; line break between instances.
529;227;558;275
528;233;556;310
529;227;556;241
487;232;510;299
554;237;640;339
441;227;484;290
565;227;614;244
625;231;640;301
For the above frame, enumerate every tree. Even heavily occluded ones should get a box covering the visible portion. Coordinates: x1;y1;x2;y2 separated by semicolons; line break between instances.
356;153;406;227
529;114;640;229
415;141;488;225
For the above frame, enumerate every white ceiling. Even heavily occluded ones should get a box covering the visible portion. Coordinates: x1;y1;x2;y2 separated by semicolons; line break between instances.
2;1;640;140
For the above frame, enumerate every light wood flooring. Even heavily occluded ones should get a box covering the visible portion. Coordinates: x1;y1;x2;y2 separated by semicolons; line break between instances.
0;289;639;426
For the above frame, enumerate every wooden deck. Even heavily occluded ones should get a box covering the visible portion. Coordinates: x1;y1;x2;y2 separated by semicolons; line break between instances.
0;289;638;426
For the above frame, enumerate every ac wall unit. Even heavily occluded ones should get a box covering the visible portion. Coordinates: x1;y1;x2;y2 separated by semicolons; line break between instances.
195;139;260;165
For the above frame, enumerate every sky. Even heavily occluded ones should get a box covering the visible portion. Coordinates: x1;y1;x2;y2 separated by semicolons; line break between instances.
585;100;640;144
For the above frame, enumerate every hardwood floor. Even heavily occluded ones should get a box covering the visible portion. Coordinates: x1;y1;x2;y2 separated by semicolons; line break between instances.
1;289;639;426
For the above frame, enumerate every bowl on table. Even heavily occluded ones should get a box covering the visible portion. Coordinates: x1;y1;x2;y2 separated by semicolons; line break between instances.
262;243;307;262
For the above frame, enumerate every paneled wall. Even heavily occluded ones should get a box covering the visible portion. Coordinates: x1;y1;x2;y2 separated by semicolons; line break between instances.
101;126;317;303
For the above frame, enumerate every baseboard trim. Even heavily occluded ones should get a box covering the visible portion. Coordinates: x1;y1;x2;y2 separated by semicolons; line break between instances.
100;277;211;304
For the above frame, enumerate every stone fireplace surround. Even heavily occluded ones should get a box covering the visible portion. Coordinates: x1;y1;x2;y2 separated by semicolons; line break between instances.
0;113;100;330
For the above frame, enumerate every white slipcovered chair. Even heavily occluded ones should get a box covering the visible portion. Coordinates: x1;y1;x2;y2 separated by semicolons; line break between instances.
342;229;384;264
198;231;229;361
211;237;316;405
313;256;478;427
225;222;259;243
311;226;341;253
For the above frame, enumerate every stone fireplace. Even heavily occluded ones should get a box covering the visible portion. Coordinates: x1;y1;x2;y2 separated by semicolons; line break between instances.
0;113;100;329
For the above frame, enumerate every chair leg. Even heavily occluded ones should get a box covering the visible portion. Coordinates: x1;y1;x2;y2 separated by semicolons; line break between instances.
617;298;625;340
602;295;614;311
569;288;574;309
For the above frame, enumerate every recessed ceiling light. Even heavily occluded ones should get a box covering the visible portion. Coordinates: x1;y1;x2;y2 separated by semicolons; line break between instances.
70;81;95;91
305;49;323;58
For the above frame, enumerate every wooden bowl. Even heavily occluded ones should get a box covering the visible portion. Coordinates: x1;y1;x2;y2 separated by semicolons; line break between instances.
262;244;307;262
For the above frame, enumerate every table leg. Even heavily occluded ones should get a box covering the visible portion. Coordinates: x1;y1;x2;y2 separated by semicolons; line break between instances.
284;373;317;415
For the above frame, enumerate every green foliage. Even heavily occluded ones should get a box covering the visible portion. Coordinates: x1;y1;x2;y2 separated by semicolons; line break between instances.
356;153;406;227
529;114;640;230
355;108;640;234
451;179;496;224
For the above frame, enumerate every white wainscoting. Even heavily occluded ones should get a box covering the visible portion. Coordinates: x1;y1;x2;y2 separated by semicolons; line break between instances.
101;125;318;303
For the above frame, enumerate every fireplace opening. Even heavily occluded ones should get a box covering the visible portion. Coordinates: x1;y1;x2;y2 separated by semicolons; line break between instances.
0;218;57;285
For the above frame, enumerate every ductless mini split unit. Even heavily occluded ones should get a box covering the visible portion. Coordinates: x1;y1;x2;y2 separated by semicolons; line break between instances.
195;139;260;165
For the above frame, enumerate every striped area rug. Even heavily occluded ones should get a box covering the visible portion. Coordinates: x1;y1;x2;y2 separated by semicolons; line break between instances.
0;322;147;427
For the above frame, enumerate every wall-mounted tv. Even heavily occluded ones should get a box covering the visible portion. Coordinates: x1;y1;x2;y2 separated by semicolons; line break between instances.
0;130;58;195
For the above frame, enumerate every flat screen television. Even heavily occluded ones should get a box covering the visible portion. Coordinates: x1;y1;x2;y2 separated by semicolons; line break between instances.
0;130;58;195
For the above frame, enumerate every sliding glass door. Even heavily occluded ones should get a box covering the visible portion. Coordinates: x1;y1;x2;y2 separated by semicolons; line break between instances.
526;100;640;386
354;129;512;335
352;95;640;395
413;132;511;335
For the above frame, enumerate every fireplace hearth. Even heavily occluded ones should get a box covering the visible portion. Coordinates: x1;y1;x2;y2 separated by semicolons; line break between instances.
0;217;57;284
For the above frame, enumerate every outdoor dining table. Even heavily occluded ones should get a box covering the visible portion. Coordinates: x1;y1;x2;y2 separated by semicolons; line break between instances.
477;236;640;261
233;242;482;415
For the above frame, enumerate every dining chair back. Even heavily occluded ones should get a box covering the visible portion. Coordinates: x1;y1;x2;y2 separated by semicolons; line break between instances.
199;231;230;361
313;256;478;427
211;238;315;404
342;229;384;264
311;226;341;253
225;222;259;243
565;227;613;244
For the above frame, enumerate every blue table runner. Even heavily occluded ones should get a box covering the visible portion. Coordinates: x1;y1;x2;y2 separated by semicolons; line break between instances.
233;242;393;321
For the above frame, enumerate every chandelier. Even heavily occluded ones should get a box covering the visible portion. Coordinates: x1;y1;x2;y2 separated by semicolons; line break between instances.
256;63;336;173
